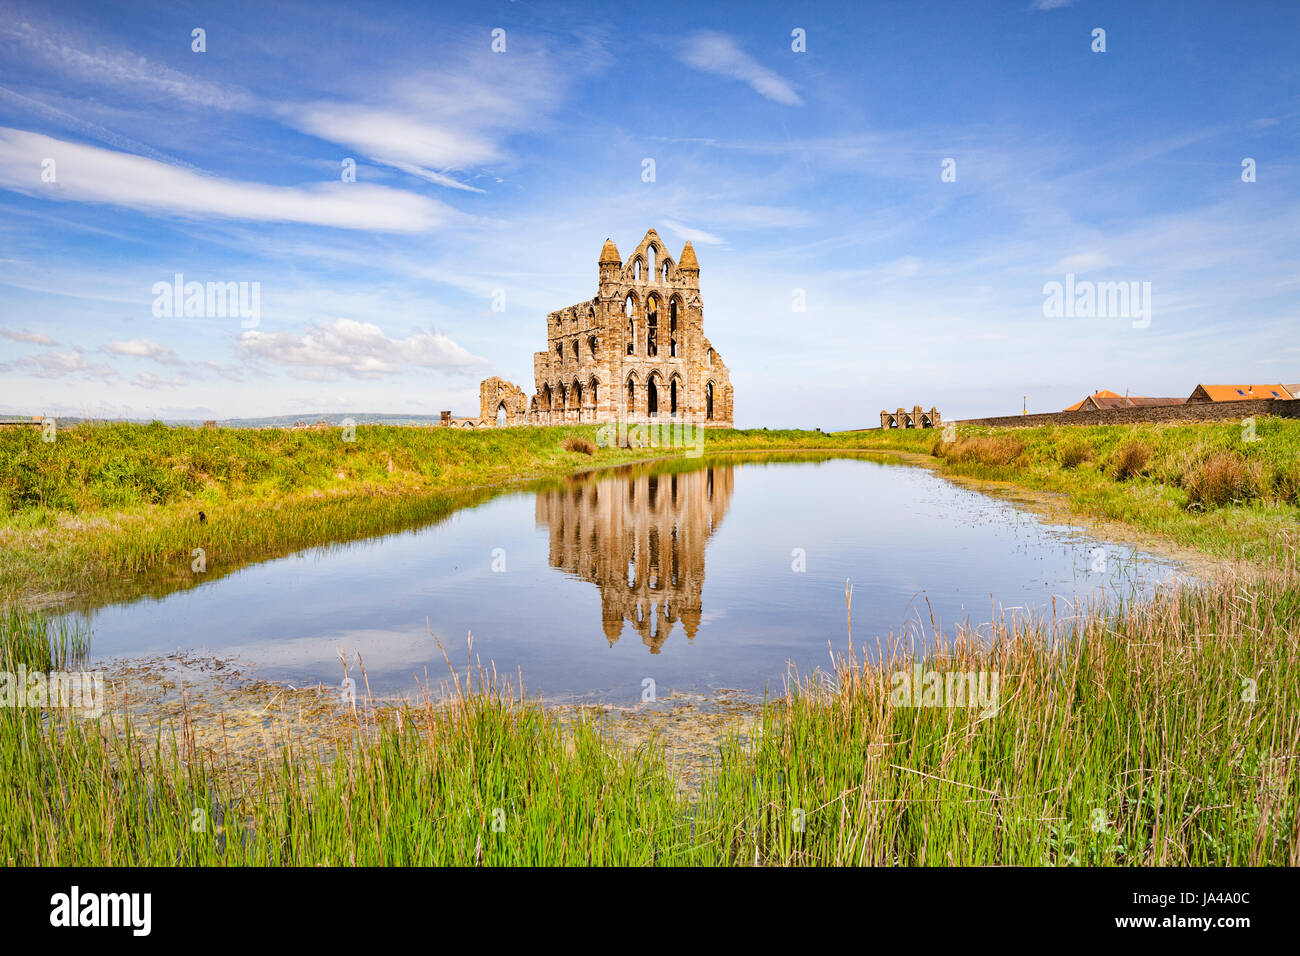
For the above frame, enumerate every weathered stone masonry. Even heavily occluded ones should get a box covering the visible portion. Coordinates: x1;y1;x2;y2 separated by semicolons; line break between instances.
479;229;734;428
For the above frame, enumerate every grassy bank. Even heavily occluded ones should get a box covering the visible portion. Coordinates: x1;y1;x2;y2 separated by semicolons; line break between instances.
919;419;1300;562
0;422;874;606
5;418;1300;606
3;565;1296;865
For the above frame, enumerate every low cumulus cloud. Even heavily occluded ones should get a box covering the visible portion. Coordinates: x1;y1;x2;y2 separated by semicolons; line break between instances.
1;327;58;345
104;338;184;365
679;31;802;106
3;346;117;380
238;318;485;379
131;371;187;389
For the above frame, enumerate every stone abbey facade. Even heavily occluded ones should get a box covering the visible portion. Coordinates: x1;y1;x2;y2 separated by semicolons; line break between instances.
478;229;734;428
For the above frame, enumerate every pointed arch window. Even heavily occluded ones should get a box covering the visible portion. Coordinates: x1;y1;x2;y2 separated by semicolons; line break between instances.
646;296;658;357
669;300;678;357
625;295;635;355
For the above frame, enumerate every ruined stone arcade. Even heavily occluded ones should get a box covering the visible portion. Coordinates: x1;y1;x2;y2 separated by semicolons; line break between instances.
881;406;942;429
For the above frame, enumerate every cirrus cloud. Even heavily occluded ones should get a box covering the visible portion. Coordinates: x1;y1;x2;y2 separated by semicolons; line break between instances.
679;31;802;106
0;128;451;232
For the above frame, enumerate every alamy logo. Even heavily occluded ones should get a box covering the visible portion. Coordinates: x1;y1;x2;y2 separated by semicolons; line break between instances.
890;665;999;717
0;665;103;718
1042;273;1151;328
49;886;151;936
595;417;706;458
151;273;260;328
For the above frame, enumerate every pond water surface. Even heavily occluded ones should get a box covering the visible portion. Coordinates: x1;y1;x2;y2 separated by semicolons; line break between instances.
84;453;1185;704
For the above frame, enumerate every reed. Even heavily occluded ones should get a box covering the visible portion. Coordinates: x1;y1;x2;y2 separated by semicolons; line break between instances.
2;562;1295;866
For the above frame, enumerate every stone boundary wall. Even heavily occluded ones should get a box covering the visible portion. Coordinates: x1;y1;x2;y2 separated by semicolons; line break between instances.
955;398;1300;429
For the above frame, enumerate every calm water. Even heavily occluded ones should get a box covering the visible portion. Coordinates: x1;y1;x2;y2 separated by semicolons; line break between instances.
84;454;1184;704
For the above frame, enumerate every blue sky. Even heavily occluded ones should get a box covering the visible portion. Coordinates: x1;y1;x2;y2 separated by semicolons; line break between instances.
0;0;1296;427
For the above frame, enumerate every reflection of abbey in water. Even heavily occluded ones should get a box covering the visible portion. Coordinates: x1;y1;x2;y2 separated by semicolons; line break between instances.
535;465;734;653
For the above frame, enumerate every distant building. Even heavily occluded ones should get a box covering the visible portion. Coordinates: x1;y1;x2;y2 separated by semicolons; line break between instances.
1064;389;1122;411
1185;384;1294;403
1064;390;1185;412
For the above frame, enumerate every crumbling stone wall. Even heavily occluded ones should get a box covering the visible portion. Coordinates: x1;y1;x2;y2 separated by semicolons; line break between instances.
479;376;529;425
955;398;1300;428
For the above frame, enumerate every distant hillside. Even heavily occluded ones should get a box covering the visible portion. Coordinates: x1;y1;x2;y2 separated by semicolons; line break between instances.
4;413;449;429
208;413;446;429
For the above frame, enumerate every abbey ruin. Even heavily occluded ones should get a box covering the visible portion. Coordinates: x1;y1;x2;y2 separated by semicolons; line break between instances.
474;229;734;428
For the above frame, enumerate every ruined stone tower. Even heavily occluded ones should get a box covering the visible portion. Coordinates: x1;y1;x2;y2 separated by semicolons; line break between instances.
480;229;734;427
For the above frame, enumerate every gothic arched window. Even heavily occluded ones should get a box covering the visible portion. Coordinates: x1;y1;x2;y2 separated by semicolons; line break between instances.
646;296;658;357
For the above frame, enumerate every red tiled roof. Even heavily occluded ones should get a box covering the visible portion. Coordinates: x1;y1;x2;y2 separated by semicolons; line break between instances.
1188;384;1294;402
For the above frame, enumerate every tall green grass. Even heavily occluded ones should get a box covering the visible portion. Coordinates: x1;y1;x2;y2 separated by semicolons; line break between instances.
0;607;89;671
2;565;1295;866
695;569;1300;865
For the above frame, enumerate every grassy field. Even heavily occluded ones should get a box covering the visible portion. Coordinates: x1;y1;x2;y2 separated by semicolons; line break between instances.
4;417;1299;605
1;416;1298;865
0;422;879;606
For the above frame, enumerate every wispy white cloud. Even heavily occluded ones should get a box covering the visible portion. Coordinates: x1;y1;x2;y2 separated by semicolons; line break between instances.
1050;251;1111;274
0;128;451;232
280;54;569;191
286;103;495;189
2;20;257;112
679;31;802;106
238;319;485;378
662;220;725;245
